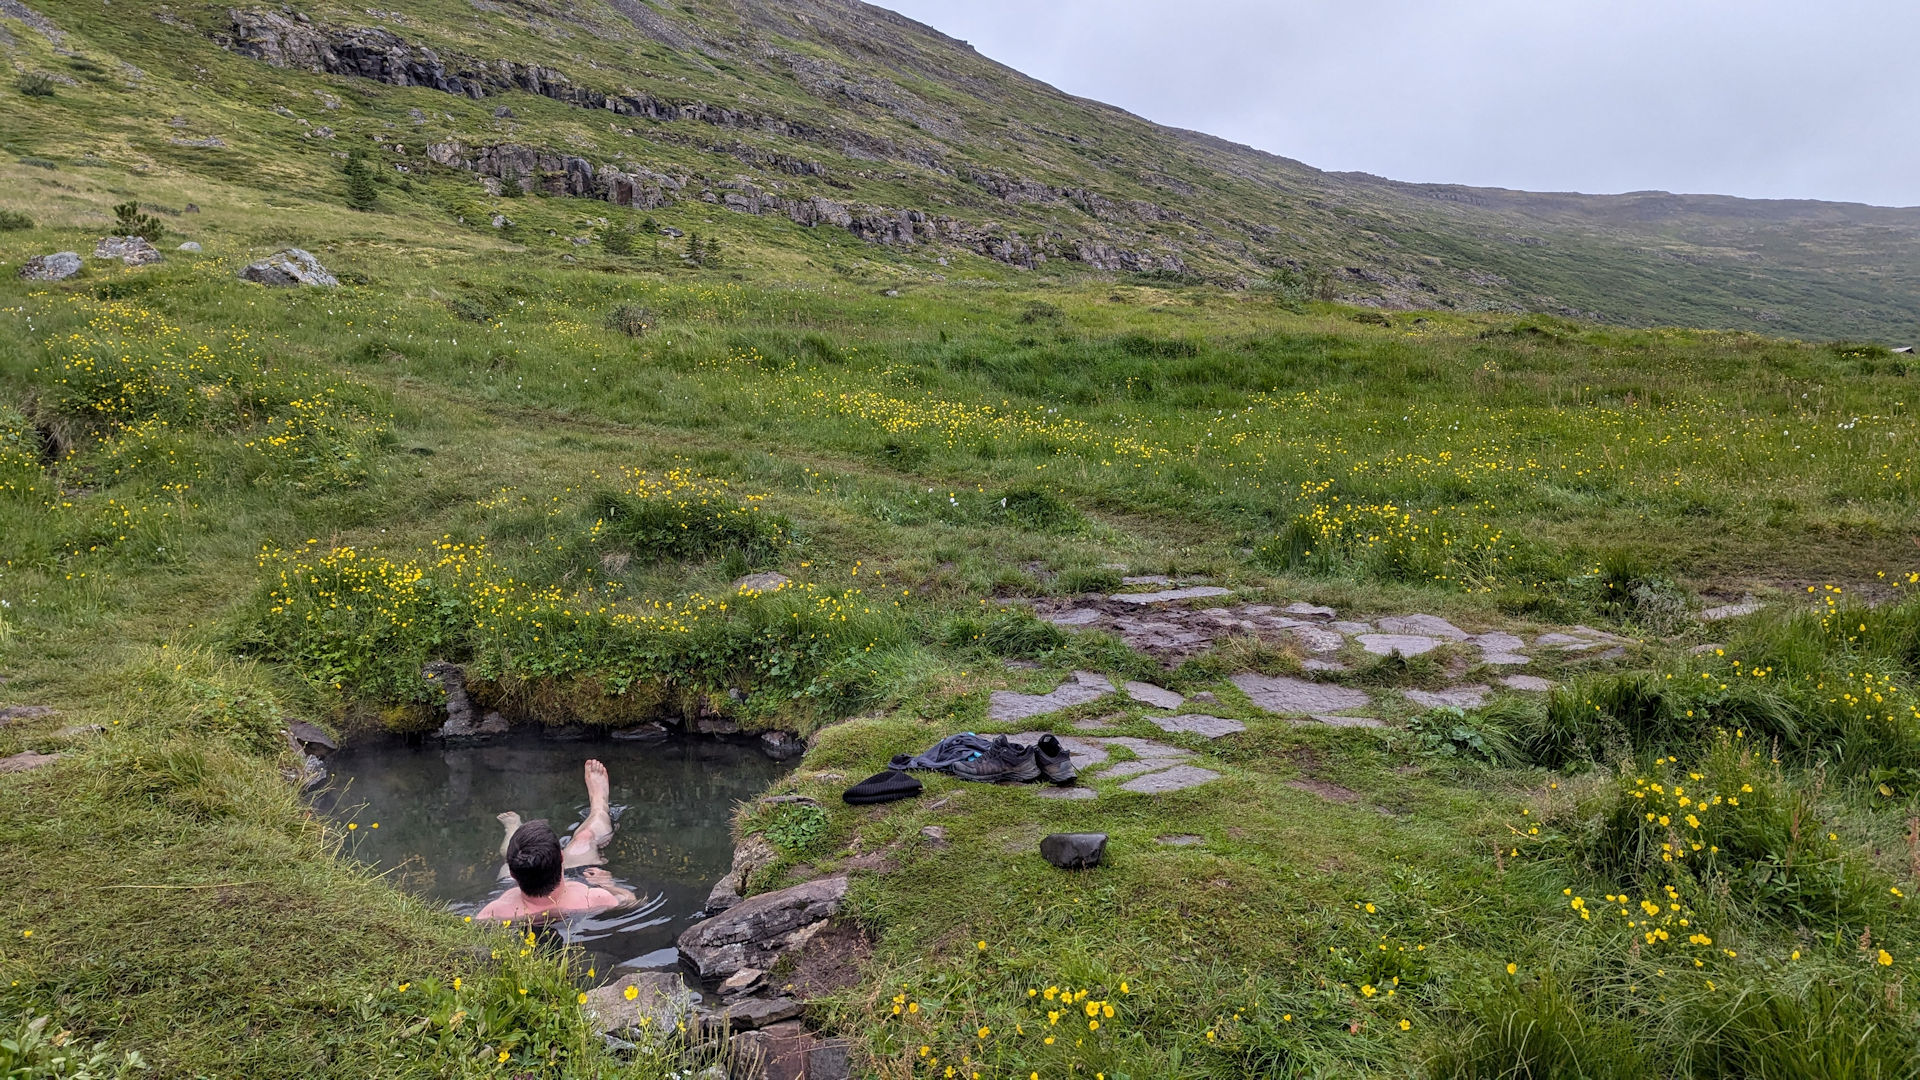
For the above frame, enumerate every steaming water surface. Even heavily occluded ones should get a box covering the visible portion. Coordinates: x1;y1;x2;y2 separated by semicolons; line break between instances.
316;734;791;975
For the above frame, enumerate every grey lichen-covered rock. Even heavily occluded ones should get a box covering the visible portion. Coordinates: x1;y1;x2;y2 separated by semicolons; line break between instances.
176;241;203;252
0;751;61;774
1356;633;1441;657
732;572;791;593
1040;832;1107;869
583;972;698;1038
1230;673;1370;715
1117;764;1221;794
678;874;848;979
987;670;1114;722
19;252;82;281
93;236;164;266
705;834;776;913
1148;714;1246;739
237;247;338;286
1405;685;1492;710
1123;680;1183;709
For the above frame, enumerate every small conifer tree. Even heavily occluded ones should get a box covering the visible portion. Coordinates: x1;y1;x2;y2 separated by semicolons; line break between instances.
685;231;701;264
344;151;378;211
111;201;165;242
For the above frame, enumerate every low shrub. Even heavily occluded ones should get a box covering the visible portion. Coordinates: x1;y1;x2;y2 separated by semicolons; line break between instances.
16;72;54;97
111;201;164;243
605;303;653;337
589;468;791;564
0;209;33;231
1574;734;1886;929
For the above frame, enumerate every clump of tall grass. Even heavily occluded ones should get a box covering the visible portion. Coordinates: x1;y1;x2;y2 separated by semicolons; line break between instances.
588;467;790;564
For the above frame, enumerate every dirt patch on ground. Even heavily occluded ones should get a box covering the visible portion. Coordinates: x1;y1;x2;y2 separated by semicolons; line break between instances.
1286;779;1361;803
782;919;873;1000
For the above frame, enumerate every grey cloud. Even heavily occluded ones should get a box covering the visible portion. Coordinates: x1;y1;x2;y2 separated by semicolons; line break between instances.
882;0;1920;206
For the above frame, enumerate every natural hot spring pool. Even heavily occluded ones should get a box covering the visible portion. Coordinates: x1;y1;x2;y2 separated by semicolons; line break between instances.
314;733;792;975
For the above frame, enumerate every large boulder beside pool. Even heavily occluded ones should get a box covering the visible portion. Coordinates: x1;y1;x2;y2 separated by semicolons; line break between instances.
238;247;338;287
678;874;848;980
18;252;81;281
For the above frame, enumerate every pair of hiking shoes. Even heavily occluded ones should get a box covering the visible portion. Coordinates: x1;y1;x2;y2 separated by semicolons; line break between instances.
924;733;1077;785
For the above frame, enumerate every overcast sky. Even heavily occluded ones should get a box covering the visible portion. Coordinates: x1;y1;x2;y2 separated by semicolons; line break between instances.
880;0;1920;208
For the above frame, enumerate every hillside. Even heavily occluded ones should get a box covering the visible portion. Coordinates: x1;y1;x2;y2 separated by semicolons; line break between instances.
3;0;1919;340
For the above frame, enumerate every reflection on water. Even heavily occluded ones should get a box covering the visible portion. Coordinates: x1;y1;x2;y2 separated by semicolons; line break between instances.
314;734;790;975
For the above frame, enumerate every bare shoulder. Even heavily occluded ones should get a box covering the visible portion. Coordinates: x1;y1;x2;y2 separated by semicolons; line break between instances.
476;891;523;920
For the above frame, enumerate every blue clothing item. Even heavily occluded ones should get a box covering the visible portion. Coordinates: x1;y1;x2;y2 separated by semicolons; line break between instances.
895;732;1002;772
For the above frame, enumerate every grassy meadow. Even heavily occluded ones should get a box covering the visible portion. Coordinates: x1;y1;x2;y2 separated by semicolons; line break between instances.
3;125;1920;1079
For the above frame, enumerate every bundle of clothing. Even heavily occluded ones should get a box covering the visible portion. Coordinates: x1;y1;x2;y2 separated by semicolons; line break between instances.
842;733;1079;805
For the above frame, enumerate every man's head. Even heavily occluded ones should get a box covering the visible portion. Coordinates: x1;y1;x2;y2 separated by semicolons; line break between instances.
505;820;564;897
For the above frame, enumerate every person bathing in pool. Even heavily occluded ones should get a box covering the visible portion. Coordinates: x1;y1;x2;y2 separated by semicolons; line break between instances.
478;759;639;921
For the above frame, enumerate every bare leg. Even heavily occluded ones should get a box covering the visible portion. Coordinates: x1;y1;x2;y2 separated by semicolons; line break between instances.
496;811;523;880
563;759;613;868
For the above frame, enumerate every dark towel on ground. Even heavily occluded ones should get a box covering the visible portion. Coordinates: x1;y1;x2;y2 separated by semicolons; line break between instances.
842;769;924;805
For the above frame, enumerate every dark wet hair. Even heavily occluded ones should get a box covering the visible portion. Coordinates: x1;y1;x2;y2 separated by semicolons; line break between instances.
505;820;564;897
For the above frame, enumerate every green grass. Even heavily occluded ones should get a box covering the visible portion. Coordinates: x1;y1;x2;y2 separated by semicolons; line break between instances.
1;6;1920;1076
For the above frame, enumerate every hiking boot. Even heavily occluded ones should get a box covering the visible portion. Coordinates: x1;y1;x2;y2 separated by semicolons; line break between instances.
950;735;1042;784
1034;733;1077;786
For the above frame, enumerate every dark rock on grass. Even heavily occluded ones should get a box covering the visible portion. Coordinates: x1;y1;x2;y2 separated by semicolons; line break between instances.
1040;832;1107;869
19;252;82;281
286;720;338;753
731;1020;853;1080
93;236;163;266
238;247;338;287
678;874;849;979
709;994;802;1030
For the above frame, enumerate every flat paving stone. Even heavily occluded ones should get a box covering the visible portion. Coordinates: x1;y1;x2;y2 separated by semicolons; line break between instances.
1481;652;1532;666
1287;625;1346;653
989;671;1115;722
1356;634;1441;657
1311;714;1386;729
1535;633;1598;650
1501;675;1555;692
1231;673;1372;714
1332;621;1372;635
0;751;60;774
1119;764;1222;794
1046;608;1103;626
1124;681;1185;709
1122;575;1173;585
1104;759;1177;779
1300;658;1348;672
1467;632;1527;653
1155;834;1204;846
1405;685;1492;710
1109;586;1232;605
1376;614;1469;641
1284;602;1337;618
1148;714;1247;739
1037;786;1097;800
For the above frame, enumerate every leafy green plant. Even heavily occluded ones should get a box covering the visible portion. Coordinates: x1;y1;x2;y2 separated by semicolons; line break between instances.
1405;706;1519;765
762;802;830;856
0;1015;147;1079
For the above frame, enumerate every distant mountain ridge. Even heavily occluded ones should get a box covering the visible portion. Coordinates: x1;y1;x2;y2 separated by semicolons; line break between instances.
5;0;1917;339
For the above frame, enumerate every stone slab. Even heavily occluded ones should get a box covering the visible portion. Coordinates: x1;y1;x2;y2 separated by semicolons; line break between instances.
1119;764;1222;794
1148;714;1247;739
1300;658;1347;672
1332;621;1372;635
1121;575;1171;585
1108;586;1232;605
1045;607;1103;627
1287;625;1346;653
1481;653;1532;666
0;752;60;774
1376;614;1468;641
1405;685;1491;710
1500;675;1555;692
1155;834;1204;846
1284;602;1338;618
1467;632;1527;653
1356;634;1441;657
988;671;1115;722
1123;680;1184;709
1231;673;1371;714
1036;785;1097;800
